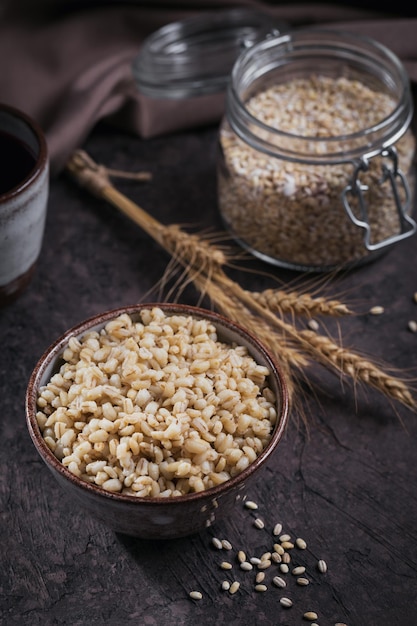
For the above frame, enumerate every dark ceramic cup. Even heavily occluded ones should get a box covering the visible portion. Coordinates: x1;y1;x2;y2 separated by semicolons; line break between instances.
25;303;289;539
0;104;49;307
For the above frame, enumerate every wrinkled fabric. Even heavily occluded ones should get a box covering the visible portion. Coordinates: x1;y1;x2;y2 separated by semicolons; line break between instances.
0;1;416;173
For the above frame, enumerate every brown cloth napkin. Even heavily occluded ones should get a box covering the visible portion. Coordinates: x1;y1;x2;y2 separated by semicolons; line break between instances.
1;1;416;174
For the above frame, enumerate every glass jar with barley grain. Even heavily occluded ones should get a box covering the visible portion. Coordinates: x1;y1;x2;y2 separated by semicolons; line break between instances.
218;29;416;271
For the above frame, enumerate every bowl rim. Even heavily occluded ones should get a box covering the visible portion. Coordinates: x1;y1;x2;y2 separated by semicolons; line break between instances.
25;302;289;506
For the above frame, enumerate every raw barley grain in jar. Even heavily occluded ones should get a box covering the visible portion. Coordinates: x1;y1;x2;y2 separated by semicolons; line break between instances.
218;29;416;271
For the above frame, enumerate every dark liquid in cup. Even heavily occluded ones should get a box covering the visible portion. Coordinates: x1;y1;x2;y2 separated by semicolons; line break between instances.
0;131;37;195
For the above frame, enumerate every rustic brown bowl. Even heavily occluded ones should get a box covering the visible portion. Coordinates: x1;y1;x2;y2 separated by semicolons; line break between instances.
25;303;289;539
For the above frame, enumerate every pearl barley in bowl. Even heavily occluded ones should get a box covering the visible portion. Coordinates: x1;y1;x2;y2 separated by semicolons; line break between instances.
25;304;289;539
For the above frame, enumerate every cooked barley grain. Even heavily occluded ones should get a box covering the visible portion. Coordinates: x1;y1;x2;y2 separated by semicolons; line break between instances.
369;306;385;315
240;562;253;571
229;581;240;594
237;550;246;563
189;591;203;600
272;576;286;588
36;308;276;498
304;612;319;621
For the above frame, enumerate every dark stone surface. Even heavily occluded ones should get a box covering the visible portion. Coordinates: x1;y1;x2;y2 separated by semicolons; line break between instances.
1;122;417;626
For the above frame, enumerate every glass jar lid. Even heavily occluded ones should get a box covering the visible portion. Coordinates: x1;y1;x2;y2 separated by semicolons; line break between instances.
132;8;283;99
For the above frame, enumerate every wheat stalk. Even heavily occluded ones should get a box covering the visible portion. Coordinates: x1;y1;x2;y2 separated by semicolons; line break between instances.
66;149;417;414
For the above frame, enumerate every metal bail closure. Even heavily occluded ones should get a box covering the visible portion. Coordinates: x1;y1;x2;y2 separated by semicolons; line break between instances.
342;147;417;251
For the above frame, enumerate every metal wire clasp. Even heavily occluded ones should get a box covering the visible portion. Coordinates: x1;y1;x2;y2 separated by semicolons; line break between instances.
342;147;416;251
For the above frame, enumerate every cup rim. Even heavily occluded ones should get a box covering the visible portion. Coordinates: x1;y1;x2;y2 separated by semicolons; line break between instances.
25;302;290;507
0;103;48;201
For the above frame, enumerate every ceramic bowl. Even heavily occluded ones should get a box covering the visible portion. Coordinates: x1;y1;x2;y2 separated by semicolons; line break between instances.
25;303;289;539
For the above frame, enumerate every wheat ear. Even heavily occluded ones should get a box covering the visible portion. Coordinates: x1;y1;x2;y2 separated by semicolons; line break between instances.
251;288;352;317
298;329;415;409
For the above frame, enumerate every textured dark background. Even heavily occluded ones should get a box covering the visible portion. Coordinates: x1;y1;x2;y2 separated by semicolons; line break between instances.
1;120;417;626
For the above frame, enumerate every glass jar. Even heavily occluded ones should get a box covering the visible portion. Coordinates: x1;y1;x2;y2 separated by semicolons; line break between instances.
218;29;416;271
132;9;279;99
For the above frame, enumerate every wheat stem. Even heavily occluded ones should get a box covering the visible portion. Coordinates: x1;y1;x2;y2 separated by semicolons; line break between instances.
65;149;417;414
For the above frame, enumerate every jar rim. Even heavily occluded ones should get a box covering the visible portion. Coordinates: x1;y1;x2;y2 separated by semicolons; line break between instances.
227;28;413;164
